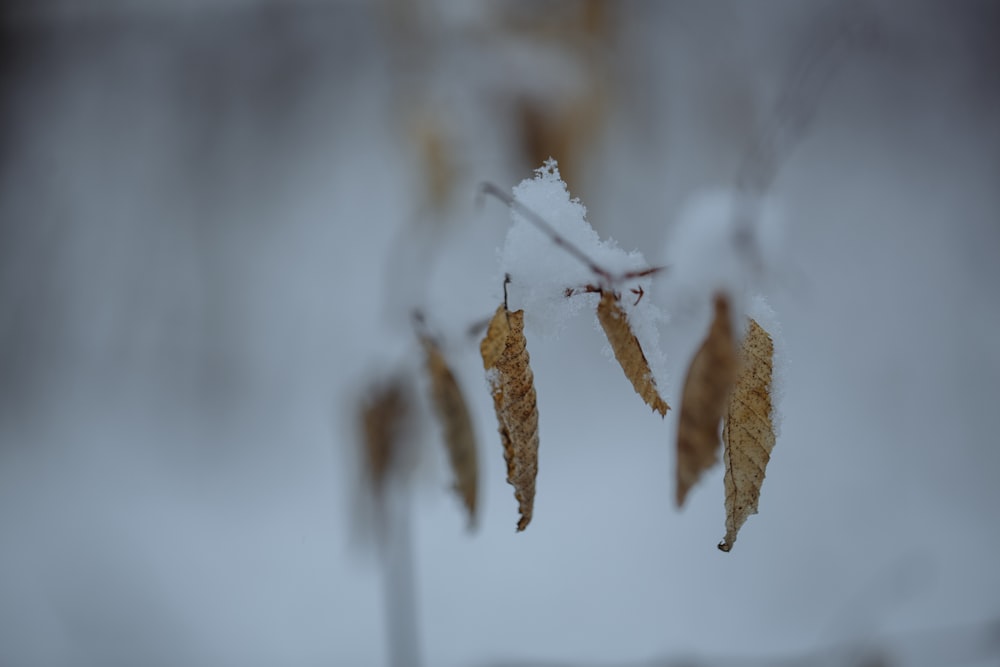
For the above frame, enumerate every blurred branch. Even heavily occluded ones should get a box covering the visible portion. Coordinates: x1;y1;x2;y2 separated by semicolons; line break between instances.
382;480;423;667
736;1;879;195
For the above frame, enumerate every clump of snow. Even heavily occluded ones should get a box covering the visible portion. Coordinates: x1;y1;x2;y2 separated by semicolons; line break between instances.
498;160;668;393
660;187;786;320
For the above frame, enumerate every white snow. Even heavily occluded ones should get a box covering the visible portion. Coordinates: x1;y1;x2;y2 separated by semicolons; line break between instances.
660;187;786;316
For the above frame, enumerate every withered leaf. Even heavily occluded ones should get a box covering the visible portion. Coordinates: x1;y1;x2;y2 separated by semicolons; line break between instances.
479;304;511;371
719;317;776;552
481;304;540;532
360;377;412;496
421;335;479;528
413;119;455;212
596;290;670;417
676;293;738;508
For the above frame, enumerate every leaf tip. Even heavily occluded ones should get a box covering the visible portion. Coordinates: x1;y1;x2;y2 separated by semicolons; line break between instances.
653;398;670;417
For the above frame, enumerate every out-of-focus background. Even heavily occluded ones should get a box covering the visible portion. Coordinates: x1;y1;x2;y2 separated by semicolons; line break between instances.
1;1;999;665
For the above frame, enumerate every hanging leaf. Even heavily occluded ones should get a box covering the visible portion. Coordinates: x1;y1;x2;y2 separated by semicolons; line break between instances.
481;303;540;532
596;290;670;417
360;376;412;497
480;303;511;371
719;317;776;552
411;115;456;212
676;293;738;508
420;335;479;529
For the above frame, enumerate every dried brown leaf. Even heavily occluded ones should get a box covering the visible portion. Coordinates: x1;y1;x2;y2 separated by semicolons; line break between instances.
719;318;776;552
412;119;455;211
421;336;479;528
479;304;511;371
360;377;411;496
509;1;612;191
676;293;738;507
596;290;670;417
481;304;540;532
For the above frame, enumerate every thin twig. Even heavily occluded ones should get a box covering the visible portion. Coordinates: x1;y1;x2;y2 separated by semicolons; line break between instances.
479;183;613;281
478;183;667;288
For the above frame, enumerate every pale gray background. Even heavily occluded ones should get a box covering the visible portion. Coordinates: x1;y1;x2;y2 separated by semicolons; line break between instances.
1;1;998;665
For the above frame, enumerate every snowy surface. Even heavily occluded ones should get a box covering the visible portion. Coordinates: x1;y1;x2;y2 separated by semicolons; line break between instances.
1;2;999;667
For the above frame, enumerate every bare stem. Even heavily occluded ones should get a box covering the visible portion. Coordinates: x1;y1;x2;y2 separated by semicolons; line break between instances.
382;480;422;667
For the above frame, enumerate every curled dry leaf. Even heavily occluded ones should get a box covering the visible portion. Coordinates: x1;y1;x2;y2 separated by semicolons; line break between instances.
481;304;540;532
360;377;412;496
420;335;479;528
596;290;670;417
676;293;738;508
719;317;776;552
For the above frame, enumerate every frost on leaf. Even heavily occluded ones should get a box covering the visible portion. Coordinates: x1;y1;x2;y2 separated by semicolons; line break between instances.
676;293;738;508
595;290;669;417
480;303;539;532
719;317;776;552
420;334;479;528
